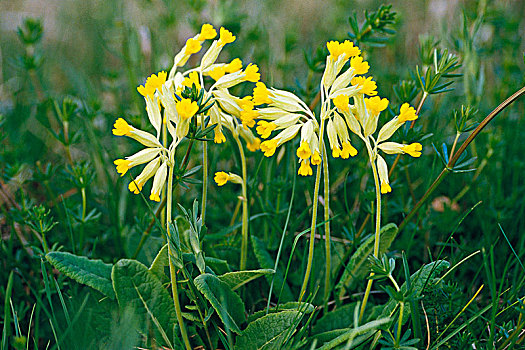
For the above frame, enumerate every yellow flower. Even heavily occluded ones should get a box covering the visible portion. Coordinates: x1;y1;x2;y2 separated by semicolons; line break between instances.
113;148;161;176
365;96;389;116
246;138;261;152
112;118;163;148
182;71;201;91
185;38;202;55
112;118;132;136
397;103;418;123
381;182;392;194
311;151;322;165
341;141;358;158
214;171;230;186
350;56;369;75
377;155;391;194
114;159;131;176
260;139;278;157
198;23;217;41
226;58;243;73
176;98;199;120
327;41;345;60
240;109;258;128
244;63;260;82
208;65;227;81
403;143;422;157
253;82;273;105
351;76;377;96
298;159;313;176
333;94;350;113
218;27;236;47
137;71;167;98
341;40;361;58
296;141;312;160
256;121;277;138
214;129;226;143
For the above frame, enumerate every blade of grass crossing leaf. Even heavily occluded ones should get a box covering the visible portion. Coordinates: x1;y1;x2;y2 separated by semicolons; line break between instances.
267;162;296;314
1;271;13;350
133;284;174;349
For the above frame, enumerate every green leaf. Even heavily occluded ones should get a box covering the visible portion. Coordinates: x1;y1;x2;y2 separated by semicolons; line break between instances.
248;302;315;323
312;302;357;335
251;236;294;302
149;244;169;283
218;269;275;291
235;310;301;350
46;251;115;299
381;260;450;322
336;223;398;298
112;259;177;344
194;273;246;334
317;318;390;350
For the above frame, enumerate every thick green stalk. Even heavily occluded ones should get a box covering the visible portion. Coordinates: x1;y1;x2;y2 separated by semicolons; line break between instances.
299;118;326;302
201;115;208;224
322;143;331;310
234;134;249;271
166;164;192;350
359;142;382;322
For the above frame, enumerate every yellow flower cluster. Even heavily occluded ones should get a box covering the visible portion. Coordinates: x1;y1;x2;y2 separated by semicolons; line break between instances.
113;24;262;201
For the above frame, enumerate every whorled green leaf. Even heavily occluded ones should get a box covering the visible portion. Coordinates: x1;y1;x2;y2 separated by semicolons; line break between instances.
380;260;450;322
248;302;315;323
149;244;229;281
46;251;115;299
336;223;398;299
194;273;246;334
235;310;301;350
251;236;294;302
218;269;275;291
112;259;177;344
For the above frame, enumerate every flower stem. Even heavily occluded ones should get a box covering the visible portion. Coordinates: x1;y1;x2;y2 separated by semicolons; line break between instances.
234;134;249;271
359;142;382;322
299;118;326;302
322;143;331;311
201;115;208;224
166;163;192;350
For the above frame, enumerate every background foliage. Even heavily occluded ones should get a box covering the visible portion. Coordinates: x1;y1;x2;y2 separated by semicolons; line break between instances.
1;0;525;348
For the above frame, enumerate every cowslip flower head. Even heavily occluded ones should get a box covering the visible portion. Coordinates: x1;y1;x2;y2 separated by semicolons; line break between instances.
214;171;242;186
176;98;199;120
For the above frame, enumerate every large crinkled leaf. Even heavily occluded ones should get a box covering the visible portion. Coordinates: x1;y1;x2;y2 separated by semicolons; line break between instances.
194;273;246;334
112;259;177;345
149;244;169;283
337;223;398;299
248;302;315;323
251;236;294;301
312;302;357;335
218;269;275;291
381;260;450;322
235;310;301;350
46;251;115;299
